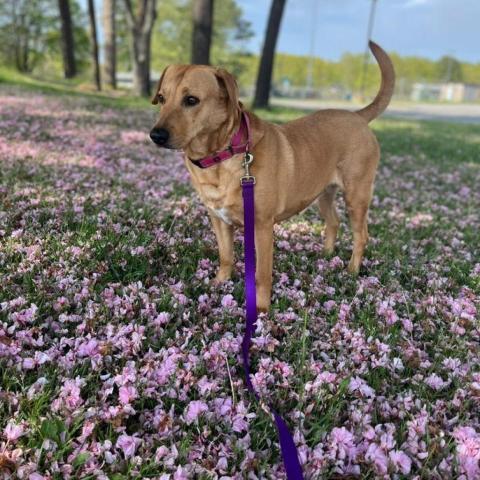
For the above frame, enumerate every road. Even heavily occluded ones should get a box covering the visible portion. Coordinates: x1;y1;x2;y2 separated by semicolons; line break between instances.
270;98;480;124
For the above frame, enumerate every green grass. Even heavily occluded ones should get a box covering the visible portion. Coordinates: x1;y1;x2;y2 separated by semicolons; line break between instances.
0;67;149;109
253;106;480;169
1;68;479;479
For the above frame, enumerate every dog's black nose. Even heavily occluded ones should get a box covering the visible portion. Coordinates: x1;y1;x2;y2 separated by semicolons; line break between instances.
150;128;170;146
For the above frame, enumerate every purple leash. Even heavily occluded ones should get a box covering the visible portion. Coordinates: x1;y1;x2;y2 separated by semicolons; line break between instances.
241;153;304;480
187;111;303;478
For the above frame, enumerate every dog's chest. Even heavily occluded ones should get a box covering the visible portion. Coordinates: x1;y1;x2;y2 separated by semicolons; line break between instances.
211;206;232;224
186;158;244;225
197;182;240;225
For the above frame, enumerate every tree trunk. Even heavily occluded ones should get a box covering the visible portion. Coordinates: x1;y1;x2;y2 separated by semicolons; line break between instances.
191;0;214;65
102;0;116;89
22;34;30;72
129;29;151;97
58;0;76;78
87;0;101;90
253;0;286;109
16;12;29;72
124;0;157;97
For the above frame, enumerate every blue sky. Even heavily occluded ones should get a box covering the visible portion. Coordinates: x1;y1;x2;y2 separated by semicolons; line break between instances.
238;0;479;62
80;0;479;63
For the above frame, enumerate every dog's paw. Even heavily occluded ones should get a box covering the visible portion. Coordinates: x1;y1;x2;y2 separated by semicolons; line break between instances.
257;305;269;314
322;247;335;258
256;288;271;313
347;260;361;275
212;269;232;285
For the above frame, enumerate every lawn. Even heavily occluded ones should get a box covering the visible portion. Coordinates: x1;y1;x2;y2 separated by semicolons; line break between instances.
0;78;479;479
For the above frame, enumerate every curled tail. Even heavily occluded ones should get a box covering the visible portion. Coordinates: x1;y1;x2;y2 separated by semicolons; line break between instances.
356;41;395;123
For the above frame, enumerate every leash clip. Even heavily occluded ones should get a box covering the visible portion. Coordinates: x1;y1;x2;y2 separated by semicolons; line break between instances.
240;152;256;185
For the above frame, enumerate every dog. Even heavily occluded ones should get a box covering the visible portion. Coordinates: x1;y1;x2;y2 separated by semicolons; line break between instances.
150;41;395;312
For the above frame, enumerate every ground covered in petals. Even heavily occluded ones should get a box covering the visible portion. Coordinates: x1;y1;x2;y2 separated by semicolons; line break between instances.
0;86;479;480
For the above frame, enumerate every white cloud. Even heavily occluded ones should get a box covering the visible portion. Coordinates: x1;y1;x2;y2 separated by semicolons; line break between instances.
402;0;432;8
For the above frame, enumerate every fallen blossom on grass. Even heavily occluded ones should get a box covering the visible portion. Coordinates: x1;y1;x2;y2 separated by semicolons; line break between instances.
0;89;479;478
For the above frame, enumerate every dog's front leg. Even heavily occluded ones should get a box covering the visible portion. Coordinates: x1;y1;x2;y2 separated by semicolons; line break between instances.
255;220;274;312
209;212;234;283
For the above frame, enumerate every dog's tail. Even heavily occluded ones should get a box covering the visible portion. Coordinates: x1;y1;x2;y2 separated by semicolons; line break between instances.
356;41;395;123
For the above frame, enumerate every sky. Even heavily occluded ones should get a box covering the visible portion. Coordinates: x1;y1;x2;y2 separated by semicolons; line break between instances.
80;0;479;63
238;0;479;63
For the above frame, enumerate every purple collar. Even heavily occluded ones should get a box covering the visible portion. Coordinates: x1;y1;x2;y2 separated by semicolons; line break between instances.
189;111;251;169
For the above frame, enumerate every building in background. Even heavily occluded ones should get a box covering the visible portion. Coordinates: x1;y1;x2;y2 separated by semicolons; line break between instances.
412;83;480;102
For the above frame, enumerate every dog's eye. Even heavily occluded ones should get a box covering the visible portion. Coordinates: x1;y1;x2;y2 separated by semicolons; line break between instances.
157;94;165;104
184;95;200;107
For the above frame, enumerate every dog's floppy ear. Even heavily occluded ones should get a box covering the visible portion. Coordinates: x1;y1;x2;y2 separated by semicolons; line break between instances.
151;66;169;105
215;68;241;118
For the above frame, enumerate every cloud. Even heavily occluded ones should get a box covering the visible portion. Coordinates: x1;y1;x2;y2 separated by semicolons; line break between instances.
402;0;432;8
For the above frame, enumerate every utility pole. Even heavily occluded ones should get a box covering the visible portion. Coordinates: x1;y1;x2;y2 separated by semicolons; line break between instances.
305;0;319;97
360;0;378;101
446;54;453;82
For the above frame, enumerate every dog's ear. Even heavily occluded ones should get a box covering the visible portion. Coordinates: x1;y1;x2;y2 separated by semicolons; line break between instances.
215;68;241;117
151;66;169;105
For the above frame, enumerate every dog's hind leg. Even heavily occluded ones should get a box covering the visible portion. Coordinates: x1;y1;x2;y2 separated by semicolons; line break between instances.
209;212;234;283
344;182;372;274
317;185;340;255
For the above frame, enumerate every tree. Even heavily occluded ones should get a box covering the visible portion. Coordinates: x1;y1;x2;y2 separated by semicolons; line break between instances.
253;0;286;108
123;0;157;97
437;56;463;83
191;0;213;65
0;0;53;73
0;0;90;75
58;0;76;78
102;0;116;88
87;0;101;90
148;0;252;79
463;62;480;84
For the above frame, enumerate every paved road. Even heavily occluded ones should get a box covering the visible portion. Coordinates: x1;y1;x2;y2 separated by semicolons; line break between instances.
271;98;480;124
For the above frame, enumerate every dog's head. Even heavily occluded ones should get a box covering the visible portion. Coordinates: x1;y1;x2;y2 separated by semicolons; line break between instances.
150;65;242;158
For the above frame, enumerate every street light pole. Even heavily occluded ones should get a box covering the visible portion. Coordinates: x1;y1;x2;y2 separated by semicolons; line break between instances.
306;0;319;97
360;0;378;101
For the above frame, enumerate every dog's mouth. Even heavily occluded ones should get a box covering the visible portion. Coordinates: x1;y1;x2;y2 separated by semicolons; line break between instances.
152;142;183;153
152;142;174;150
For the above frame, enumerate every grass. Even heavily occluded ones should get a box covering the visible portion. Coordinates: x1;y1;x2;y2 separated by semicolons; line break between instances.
0;67;149;109
0;70;479;479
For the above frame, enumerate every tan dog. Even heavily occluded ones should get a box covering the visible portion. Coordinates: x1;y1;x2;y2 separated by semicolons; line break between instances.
150;41;395;312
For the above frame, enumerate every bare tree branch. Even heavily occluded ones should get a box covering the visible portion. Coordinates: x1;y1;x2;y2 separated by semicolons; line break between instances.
123;0;157;96
142;0;157;35
123;0;135;28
